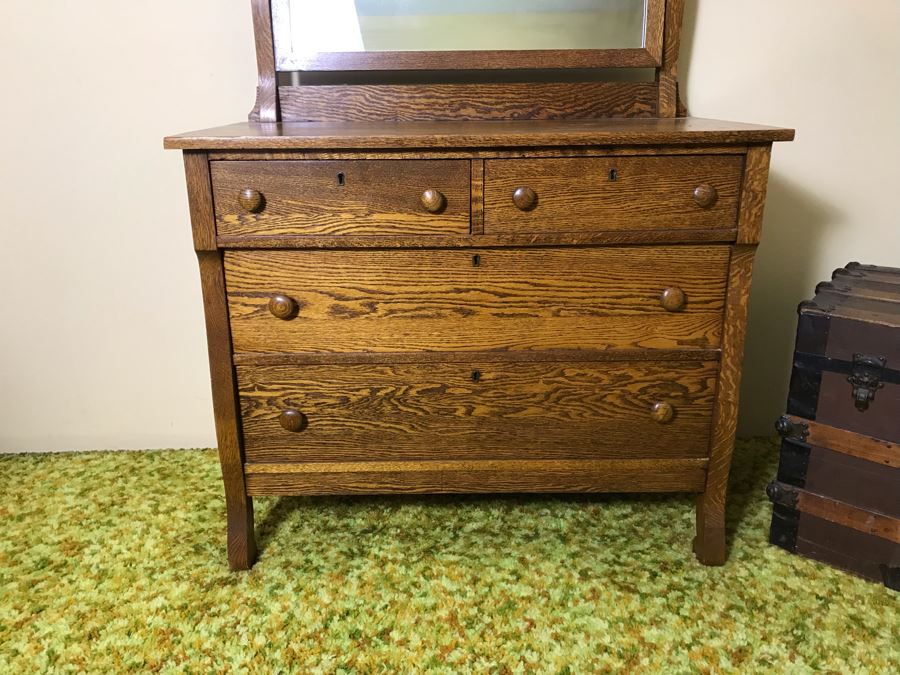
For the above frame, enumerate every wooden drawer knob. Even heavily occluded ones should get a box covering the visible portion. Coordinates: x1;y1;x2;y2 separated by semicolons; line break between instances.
238;188;265;213
279;409;307;433
650;402;675;424
268;294;297;320
693;184;718;208
660;287;686;312
420;189;446;213
512;186;538;211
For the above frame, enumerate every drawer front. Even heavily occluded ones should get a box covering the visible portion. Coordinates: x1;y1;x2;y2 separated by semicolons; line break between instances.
225;246;730;355
238;360;718;463
483;155;744;233
211;160;471;236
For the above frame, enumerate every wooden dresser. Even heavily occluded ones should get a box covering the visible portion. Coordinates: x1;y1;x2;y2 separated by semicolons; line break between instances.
166;0;793;570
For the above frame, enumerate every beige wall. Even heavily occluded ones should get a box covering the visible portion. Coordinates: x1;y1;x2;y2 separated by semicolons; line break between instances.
1;1;897;452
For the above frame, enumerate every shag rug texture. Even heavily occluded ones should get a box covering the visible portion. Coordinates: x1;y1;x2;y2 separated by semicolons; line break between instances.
0;437;897;673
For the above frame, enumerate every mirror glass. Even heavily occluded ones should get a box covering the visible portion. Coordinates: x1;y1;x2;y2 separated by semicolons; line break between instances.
286;0;648;53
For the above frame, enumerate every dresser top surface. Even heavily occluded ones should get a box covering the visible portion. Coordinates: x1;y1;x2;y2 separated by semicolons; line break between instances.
164;117;794;151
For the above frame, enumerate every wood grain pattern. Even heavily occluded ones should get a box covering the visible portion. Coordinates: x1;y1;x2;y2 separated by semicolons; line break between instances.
484;156;743;233
196;250;256;571
224;246;730;355
216;228;739;251
656;0;685;117
237;360;718;463
781;415;898;469
207;146;752;161
211;160;470;236
249;0;278;122
695;244;756;565
182;152;215;252
232;347;721;367
736;145;773;244
163;118;795;151
277;48;661;73
278;83;659;122
245;458;708;496
644;0;666;63
471;160;485;235
770;482;900;544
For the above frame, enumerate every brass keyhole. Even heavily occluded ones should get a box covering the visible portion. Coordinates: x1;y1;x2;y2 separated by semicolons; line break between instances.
471;370;482;382
337;172;345;186
472;254;481;267
608;168;618;181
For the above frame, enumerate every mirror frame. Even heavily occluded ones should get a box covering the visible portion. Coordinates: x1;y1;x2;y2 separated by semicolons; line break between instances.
271;0;665;71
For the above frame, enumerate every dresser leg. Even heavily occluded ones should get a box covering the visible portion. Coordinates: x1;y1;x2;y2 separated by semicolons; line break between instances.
226;494;257;571
693;493;726;565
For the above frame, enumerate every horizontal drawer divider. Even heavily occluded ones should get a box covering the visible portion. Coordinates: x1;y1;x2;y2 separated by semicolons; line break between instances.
232;348;722;367
245;458;709;475
244;458;709;496
216;229;738;250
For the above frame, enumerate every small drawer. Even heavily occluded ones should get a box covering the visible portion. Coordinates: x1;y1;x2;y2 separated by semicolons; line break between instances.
238;360;718;464
224;245;730;355
211;160;471;236
483;155;744;234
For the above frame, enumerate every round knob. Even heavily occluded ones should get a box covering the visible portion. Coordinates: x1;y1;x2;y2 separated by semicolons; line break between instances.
420;189;446;213
268;294;297;320
512;186;538;211
693;184;718;208
278;409;307;433
660;287;686;312
238;188;265;213
650;402;675;424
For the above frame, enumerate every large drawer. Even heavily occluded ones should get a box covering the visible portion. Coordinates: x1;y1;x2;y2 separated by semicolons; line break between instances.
224;246;730;355
483;155;744;234
238;360;718;463
211;160;471;236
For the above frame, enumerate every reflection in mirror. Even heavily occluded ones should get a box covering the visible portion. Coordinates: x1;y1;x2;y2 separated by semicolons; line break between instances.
284;0;648;53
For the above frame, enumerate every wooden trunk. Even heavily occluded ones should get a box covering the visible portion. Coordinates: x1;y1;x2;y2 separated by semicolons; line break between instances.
769;263;900;590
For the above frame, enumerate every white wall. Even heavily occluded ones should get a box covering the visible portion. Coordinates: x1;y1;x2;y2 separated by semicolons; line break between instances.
0;1;897;451
682;0;900;434
0;2;256;452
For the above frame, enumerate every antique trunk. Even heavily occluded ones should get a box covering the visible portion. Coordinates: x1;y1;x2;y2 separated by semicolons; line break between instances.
769;263;900;589
166;0;793;570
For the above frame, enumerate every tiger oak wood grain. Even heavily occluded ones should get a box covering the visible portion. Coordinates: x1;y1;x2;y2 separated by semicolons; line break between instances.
232;348;721;367
212;160;470;236
249;0;277;123
163;118;795;151
484;155;743;233
182;152;216;251
169;1;793;571
656;0;685;117
279;82;659;123
216;229;739;250
207;146;753;161
695;244;756;565
224;246;730;355
244;458;709;496
237;360;718;463
736;145;773;245
196;251;257;571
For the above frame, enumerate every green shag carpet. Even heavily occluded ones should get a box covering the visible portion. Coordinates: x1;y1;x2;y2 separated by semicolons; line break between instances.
0;438;897;673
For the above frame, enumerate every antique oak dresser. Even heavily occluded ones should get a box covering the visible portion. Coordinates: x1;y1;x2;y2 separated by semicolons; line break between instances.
165;0;793;570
